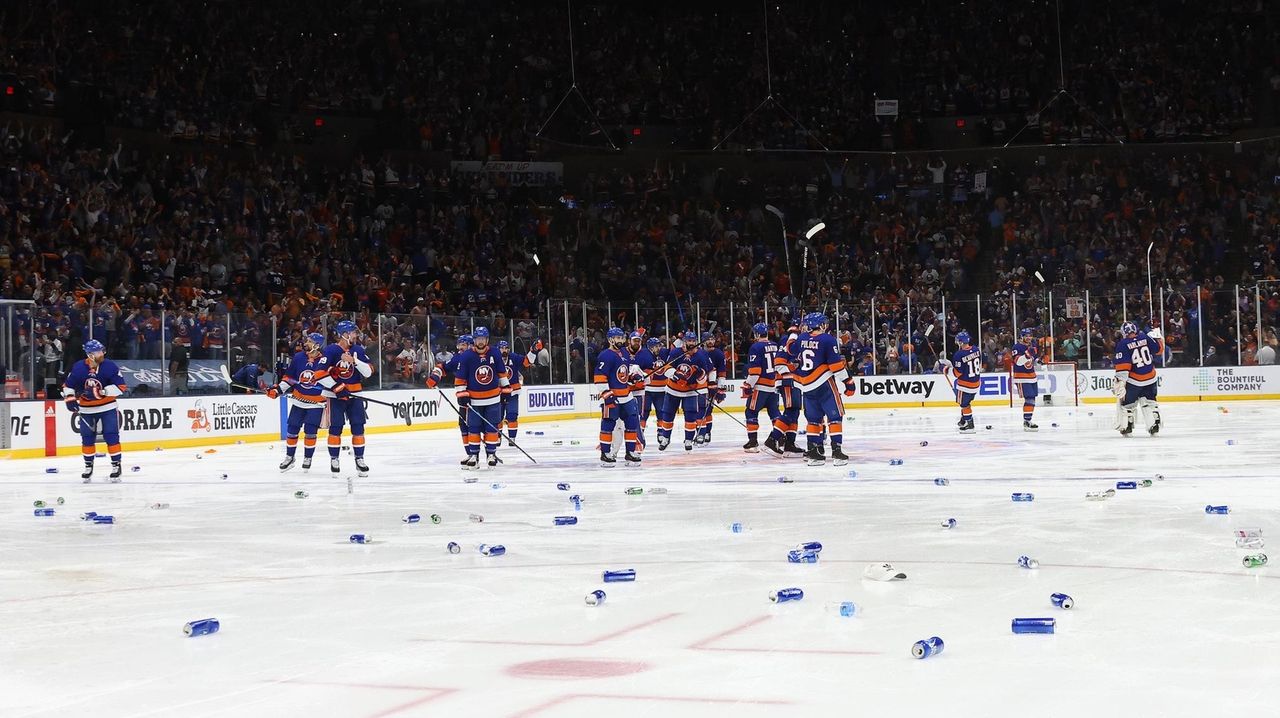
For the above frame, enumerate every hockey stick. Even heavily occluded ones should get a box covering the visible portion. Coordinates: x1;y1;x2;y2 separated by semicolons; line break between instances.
221;365;411;426
661;250;688;326
709;395;748;429
436;390;537;464
804;222;830;314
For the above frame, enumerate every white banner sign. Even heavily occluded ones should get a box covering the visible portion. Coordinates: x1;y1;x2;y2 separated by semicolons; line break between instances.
523;385;579;414
54;395;279;444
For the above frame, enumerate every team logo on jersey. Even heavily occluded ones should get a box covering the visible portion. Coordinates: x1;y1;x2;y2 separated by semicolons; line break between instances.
334;361;355;380
674;364;696;381
82;377;105;400
614;365;630;384
298;369;318;387
475;365;495;385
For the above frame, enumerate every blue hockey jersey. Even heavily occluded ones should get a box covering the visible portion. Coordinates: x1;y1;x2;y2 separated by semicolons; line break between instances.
63;358;128;415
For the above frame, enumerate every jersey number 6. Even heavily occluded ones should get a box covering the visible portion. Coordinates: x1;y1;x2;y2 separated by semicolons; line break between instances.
799;349;816;373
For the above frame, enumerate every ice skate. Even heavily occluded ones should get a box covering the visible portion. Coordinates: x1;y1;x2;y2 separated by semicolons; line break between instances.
804;447;825;466
624;451;642;467
279;455;296;472
81;463;94;482
108;462;123;483
600;451;617;467
1023;420;1039;432
762;436;783;457
742;438;760;453
830;447;849;466
355;457;370;477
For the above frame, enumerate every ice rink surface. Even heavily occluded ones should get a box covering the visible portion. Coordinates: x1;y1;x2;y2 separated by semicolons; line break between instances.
3;402;1279;718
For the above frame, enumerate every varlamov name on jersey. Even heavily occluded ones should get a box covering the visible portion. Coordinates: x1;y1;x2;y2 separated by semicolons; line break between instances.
858;377;935;396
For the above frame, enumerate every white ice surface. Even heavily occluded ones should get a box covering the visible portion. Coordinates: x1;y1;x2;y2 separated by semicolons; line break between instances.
2;402;1279;718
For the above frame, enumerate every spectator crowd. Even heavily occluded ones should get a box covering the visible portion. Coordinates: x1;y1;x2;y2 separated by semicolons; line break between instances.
1;0;1274;153
1;1;1279;397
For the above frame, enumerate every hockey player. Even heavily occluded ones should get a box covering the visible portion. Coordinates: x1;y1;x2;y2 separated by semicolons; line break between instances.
321;320;373;476
762;323;807;458
454;326;510;469
940;331;982;433
634;336;668;440
657;331;713;451
498;339;541;446
742;323;781;453
427;334;473;456
231;362;263;393
1011;327;1041;431
1113;321;1164;436
63;339;128;482
270;332;334;471
618;331;650;452
792;313;854;466
594;327;643;466
696;333;727;445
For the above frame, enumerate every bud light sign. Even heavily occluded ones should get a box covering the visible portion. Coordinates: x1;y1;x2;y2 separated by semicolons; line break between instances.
526;387;576;414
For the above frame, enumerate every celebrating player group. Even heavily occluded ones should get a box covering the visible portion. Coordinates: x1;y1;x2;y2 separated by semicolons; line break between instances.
56;313;1164;480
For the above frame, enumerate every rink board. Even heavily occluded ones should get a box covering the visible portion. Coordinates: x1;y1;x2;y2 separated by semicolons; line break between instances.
4;366;1279;458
